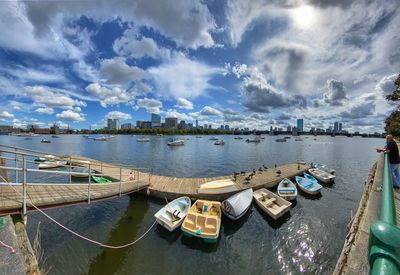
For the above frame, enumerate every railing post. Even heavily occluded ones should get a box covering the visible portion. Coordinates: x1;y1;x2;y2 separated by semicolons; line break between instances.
14;147;18;183
119;167;122;197
87;164;91;204
22;155;27;224
69;156;72;184
101;162;103;173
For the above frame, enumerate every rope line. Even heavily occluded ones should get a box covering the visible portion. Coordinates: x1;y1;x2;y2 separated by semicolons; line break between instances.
0;240;16;253
0;175;156;249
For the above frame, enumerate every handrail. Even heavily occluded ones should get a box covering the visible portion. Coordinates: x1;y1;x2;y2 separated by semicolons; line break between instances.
368;152;400;274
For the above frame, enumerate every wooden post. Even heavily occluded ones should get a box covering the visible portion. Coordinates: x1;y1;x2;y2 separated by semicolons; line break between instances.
101;162;103;173
14;147;18;183
22;155;27;224
87;164;91;204
119;167;122;197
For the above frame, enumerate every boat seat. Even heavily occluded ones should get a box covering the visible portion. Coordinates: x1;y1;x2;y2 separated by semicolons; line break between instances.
178;200;189;209
279;187;295;192
264;198;276;206
302;182;313;188
166;209;184;219
280;190;295;194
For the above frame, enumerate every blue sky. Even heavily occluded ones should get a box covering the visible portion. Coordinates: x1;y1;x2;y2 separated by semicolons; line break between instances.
0;0;399;132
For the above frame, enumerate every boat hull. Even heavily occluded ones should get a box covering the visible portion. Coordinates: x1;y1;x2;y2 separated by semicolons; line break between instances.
308;169;335;183
253;188;291;220
154;196;191;232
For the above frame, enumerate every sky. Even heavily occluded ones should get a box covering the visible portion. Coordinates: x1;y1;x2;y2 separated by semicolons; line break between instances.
0;0;399;132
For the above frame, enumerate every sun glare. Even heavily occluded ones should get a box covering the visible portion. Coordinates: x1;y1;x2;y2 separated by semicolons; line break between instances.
291;5;315;29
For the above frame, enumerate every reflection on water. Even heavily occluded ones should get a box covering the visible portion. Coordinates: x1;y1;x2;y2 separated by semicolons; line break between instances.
0;135;384;274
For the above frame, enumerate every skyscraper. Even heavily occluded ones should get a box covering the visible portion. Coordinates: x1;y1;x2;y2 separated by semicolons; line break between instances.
195;120;198;128
165;117;178;128
339;122;343;132
107;118;120;130
151;113;161;128
334;122;339;133
296;119;304;132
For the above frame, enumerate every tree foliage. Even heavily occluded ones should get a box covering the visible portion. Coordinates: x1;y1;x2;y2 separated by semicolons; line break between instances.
384;74;400;136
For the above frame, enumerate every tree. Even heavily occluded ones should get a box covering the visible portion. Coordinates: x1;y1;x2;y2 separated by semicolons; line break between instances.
384;74;400;136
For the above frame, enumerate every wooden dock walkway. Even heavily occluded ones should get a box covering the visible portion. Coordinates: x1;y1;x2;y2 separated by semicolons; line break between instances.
69;155;310;201
0;144;309;216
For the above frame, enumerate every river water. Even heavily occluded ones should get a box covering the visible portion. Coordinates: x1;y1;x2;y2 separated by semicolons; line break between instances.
0;135;384;274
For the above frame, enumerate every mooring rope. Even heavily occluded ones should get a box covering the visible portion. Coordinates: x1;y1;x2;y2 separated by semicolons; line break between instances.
0;175;156;249
0;240;16;253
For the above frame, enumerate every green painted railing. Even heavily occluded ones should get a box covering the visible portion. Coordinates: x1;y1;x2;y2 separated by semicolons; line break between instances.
368;152;400;274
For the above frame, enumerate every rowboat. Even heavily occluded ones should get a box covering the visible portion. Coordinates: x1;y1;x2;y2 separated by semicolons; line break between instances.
91;176;112;183
246;137;261;143
197;179;238;194
214;140;224;145
295;176;322;195
38;161;66;169
308;168;336;183
312;163;335;174
70;167;96;178
154;197;191;232
303;173;318;184
277;178;297;201
181;200;221;243
167;139;185;146
137;138;150;142
34;154;56;162
94;136;107;141
253;188;291;220
41;139;51;143
221;189;253;220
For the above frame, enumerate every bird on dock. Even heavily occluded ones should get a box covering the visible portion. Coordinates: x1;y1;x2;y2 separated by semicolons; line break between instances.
274;164;277;168
258;167;263;172
253;168;256;174
241;171;246;174
263;165;268;170
245;176;252;181
276;169;282;177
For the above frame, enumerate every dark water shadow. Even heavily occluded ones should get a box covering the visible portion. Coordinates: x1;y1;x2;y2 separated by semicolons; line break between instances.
154;224;182;244
297;190;323;200
221;206;253;236
180;233;220;253
86;194;150;275
254;206;292;229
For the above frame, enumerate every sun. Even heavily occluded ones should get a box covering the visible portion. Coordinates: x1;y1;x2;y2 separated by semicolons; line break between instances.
291;5;316;29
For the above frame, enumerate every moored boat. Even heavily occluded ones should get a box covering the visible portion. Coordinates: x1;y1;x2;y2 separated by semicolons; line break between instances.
70;167;96;178
167;139;185;146
308;168;335;183
234;136;243;140
311;163;335;174
197;179;238;194
137;138;150;142
214;140;225;145
303;173;318;184
246;137;261;143
94;136;107;141
38;161;66;169
275;138;286;142
40;139;51;143
277;178;297;201
209;137;219;141
295;176;322;195
181;199;221;243
253;188;291;220
91;176;112;183
154;196;191;232
221;188;253;220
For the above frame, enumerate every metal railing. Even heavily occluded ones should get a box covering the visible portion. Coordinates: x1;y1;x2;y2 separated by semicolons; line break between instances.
368;152;400;274
0;145;152;222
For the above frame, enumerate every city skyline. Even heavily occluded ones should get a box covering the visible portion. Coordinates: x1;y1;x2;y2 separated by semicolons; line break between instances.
0;1;399;133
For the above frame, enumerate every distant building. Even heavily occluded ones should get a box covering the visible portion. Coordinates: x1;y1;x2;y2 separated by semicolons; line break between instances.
178;120;186;129
339;122;343;132
208;125;212;129
195;120;198;128
107;119;120;130
34;128;51;134
141;121;152;129
296;119;304;132
204;124;208;129
220;125;224;130
121;123;132;129
165;117;178;128
286;125;292;132
334;122;339;133
0;125;13;135
151;113;161;128
136;121;142;128
50;123;60;135
224;125;229;130
292;127;298;136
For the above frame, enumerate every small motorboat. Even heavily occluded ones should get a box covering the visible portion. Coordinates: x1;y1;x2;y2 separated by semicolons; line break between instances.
197;179;238;194
181;200;221;243
295;176;322;195
167;139;185;146
294;138;303;141
40;139;51;143
234;136;243;140
91;176;112;183
246;137;261;143
209;137;219;141
154;196;191;232
94;136;107;141
277;178;298;201
312;163;335;175
253;188;291;220
51;135;59;138
137;138;150;142
308;168;336;183
38;161;66;169
214;140;225;145
275;138;287;142
221;189;253;220
303;173;318;184
70;167;96;178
